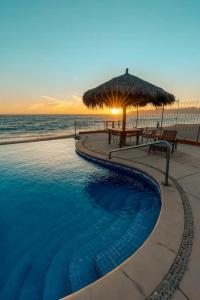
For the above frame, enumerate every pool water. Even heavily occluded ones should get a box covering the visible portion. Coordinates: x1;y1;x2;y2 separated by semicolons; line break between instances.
0;139;161;300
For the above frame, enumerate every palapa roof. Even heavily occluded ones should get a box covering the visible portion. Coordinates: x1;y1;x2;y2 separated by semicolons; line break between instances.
83;68;175;108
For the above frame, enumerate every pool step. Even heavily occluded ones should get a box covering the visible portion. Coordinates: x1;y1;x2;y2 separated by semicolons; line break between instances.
0;207;111;300
95;209;160;276
68;215;132;293
86;178;146;216
42;211;117;300
67;192;152;293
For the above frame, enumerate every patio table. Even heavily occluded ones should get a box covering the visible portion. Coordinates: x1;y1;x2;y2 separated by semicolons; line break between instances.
108;128;143;148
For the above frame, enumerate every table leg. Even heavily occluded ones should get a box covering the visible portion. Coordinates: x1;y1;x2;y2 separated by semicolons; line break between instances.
136;133;139;145
119;132;126;148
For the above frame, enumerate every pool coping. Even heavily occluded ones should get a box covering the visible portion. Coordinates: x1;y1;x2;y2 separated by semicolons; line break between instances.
61;135;192;300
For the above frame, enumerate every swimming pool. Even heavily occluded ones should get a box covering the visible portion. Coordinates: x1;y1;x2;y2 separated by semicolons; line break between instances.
0;139;161;300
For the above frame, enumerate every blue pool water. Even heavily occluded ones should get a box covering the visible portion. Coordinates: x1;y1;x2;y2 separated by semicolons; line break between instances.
0;139;161;300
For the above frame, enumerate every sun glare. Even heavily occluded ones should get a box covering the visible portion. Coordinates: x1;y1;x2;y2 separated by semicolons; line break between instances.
111;108;122;115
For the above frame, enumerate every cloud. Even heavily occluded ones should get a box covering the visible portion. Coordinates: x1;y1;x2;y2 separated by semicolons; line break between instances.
28;94;87;113
41;94;82;105
41;96;58;101
72;95;82;102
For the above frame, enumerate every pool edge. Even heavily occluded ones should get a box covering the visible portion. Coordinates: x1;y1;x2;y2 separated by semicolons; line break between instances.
61;135;189;300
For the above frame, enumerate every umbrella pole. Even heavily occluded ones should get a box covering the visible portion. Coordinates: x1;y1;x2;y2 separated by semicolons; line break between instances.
122;107;126;131
136;105;139;128
120;107;126;147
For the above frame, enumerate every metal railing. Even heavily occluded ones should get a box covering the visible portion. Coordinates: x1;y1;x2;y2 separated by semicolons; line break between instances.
128;100;200;142
74;101;199;142
109;140;171;186
74;120;120;134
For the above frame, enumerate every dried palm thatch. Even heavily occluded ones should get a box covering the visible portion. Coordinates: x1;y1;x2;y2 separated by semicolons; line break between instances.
83;68;175;130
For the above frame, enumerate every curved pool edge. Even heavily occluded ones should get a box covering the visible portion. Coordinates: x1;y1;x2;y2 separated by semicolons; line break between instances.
61;135;186;300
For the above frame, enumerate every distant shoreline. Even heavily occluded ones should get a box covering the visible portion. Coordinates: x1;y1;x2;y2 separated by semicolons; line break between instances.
0;113;114;116
1;123;199;146
0;134;74;146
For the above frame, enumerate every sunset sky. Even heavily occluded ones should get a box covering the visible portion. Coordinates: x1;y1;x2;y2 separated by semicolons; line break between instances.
0;0;200;114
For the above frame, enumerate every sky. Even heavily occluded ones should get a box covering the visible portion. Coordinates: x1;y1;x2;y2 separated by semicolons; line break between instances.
0;0;200;114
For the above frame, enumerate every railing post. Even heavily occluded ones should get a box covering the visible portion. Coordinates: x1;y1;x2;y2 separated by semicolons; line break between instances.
74;122;77;135
165;145;170;186
160;104;164;137
175;99;179;130
196;125;200;142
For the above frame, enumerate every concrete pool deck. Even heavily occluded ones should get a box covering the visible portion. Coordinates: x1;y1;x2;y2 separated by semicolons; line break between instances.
62;132;199;300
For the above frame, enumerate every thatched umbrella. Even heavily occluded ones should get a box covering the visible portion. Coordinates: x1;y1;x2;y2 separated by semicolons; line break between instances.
83;68;175;131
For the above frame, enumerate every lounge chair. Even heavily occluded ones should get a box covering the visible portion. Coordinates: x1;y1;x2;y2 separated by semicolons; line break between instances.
140;128;157;143
149;129;177;155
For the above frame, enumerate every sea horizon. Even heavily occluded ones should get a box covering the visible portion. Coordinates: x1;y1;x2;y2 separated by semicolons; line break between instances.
0;113;114;116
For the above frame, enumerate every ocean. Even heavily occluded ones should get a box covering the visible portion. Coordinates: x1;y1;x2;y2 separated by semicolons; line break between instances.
0;113;199;144
0;115;119;143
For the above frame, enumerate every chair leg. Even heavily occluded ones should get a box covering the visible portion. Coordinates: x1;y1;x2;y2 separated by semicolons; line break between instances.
172;142;174;154
113;135;118;143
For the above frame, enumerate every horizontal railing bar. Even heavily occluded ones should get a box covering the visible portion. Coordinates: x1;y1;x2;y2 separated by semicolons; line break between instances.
74;120;120;134
74;120;120;124
109;140;171;186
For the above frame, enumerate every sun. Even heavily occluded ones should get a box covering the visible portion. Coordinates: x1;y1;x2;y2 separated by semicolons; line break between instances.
111;108;122;115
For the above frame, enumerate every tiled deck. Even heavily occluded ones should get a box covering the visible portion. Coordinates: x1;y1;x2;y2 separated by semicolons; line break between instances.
64;132;200;300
